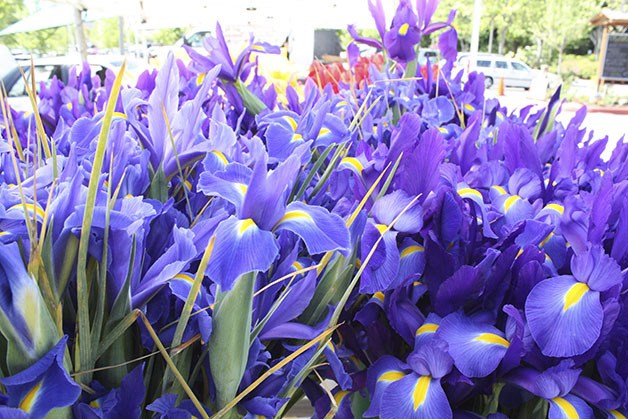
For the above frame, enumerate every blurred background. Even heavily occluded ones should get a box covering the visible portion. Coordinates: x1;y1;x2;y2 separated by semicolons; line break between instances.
0;0;627;104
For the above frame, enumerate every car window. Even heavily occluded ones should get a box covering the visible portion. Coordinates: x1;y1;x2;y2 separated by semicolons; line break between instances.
511;62;528;71
186;32;210;48
8;69;28;97
495;61;508;69
477;60;491;68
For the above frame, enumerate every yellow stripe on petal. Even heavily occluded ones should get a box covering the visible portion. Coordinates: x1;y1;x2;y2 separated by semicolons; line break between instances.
457;187;483;200
340;157;363;174
173;273;194;283
474;333;510;347
211;150;229;166
334;390;349;405
464;103;476;112
0;231;9;236
552;397;579;419
375;224;388;234
540;232;554;247
491;185;507;195
401;245;424;258
563;282;589;312
413;376;431;410
292;133;303;142
283;116;298;131
378;371;406;382
196;72;206;86
610;410;627;419
318;127;331;137
19;381;42;412
236;183;248;195
292;261;303;271
279;210;313;224
416;323;438;335
239;218;257;235
113;111;127;120
398;23;410;36
545;203;564;215
438;126;448;134
504;195;521;212
10;203;46;220
326;341;335;352
372;291;385;302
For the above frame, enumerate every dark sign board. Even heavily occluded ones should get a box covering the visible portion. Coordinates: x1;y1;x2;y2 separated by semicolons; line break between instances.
602;33;628;82
314;29;341;59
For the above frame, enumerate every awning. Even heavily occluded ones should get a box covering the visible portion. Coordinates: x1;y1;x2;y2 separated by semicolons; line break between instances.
591;8;628;26
0;4;116;36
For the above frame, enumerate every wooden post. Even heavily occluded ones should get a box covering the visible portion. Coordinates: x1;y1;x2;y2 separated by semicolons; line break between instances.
73;7;88;61
596;25;609;94
118;16;125;55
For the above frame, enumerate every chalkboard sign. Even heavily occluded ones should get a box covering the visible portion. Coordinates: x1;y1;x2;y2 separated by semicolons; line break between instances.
602;33;628;82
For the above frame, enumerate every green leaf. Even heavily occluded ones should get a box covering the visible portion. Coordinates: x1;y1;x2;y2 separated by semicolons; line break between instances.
148;164;169;202
233;79;267;116
75;60;127;385
209;272;256;412
299;255;353;326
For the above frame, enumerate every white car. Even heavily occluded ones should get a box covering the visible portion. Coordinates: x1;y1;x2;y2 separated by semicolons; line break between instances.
454;53;535;90
2;54;144;112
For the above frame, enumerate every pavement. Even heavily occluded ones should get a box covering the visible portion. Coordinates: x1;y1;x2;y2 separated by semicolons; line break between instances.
486;86;628;160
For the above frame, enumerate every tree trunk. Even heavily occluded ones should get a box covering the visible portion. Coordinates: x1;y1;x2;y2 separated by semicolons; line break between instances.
557;39;566;75
498;26;507;55
488;20;494;53
535;38;543;67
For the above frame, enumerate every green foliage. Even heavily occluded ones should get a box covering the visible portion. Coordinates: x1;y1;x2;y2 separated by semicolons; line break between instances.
150;28;186;46
88;18;122;50
553;54;598;80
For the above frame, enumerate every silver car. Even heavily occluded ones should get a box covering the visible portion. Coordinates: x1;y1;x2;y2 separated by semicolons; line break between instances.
455;53;534;90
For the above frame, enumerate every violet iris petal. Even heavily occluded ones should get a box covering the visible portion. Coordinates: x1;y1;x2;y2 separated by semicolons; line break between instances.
437;312;510;378
206;216;279;291
1;336;81;418
397;239;426;287
414;313;442;348
371;190;423;234
197;162;253;212
396;128;445;203
570;245;623;292
132;226;197;307
360;220;400;294
380;373;452;419
525;275;603;357
274;201;350;256
323;342;353;390
548;394;593;419
364;356;411;418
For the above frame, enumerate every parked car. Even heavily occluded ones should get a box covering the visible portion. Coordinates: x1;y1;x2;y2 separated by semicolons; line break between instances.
454;53;535;89
1;55;144;112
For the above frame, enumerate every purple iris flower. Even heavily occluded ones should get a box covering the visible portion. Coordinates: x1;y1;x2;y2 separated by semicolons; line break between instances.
73;365;146;418
525;246;623;357
506;361;594;418
198;150;350;290
186;22;279;82
0;336;81;417
384;0;421;62
365;339;453;418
